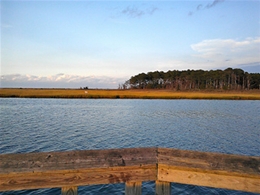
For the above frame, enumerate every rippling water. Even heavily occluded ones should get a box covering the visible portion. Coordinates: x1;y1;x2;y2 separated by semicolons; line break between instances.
0;98;259;194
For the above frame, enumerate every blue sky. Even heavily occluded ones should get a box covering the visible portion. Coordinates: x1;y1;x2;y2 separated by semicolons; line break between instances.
1;0;260;88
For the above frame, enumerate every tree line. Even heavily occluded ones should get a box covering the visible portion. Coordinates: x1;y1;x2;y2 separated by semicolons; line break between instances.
120;68;260;90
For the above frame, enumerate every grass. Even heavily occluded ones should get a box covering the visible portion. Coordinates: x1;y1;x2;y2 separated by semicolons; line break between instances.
0;88;260;100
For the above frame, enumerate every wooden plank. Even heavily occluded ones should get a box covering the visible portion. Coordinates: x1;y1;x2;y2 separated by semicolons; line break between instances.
0;147;157;174
157;148;260;193
158;164;260;193
0;165;156;191
61;186;77;195
125;181;142;195
155;180;171;195
158;148;260;175
0;148;156;191
1;147;260;193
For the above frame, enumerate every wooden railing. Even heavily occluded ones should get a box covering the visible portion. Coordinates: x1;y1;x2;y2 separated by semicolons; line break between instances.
0;147;259;194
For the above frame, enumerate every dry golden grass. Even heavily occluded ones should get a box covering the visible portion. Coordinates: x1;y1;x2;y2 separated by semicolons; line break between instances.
0;88;260;100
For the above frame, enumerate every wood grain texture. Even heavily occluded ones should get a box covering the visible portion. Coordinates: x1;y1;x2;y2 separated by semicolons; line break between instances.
0;148;157;191
158;148;260;175
125;181;142;195
61;186;77;195
0;164;156;191
157;148;260;193
155;181;171;195
158;164;260;193
0;147;157;174
1;147;260;193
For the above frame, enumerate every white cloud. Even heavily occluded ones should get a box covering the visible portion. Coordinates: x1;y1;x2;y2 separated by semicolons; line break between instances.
0;74;127;89
153;37;260;72
190;37;260;67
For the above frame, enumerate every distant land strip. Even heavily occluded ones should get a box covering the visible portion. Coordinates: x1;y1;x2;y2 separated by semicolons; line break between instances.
0;88;260;100
122;68;260;91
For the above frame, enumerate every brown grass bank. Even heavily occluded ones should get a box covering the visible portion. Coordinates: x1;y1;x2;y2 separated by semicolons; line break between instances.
0;88;260;100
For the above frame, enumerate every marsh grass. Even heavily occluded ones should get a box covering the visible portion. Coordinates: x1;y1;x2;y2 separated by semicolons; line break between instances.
0;88;260;100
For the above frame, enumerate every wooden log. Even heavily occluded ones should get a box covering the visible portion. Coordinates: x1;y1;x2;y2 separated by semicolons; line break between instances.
1;147;260;193
155;180;171;195
0;148;157;191
0;165;156;191
158;164;260;193
125;181;142;195
157;148;260;193
158;148;260;175
61;186;77;195
0;147;157;173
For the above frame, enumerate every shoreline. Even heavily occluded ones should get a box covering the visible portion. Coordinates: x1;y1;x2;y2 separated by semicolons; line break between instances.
1;88;260;100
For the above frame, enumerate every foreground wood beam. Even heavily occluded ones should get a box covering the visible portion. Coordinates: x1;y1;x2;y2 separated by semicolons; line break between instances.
0;148;157;191
158;164;260;193
0;147;259;193
0;165;156;191
157;148;260;193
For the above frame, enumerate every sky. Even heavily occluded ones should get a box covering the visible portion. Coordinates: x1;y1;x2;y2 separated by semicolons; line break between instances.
1;0;260;89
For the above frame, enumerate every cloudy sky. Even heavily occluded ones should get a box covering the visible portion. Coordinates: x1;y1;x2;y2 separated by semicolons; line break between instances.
1;0;260;88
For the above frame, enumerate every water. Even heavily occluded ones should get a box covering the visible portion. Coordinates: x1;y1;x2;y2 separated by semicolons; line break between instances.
0;98;259;194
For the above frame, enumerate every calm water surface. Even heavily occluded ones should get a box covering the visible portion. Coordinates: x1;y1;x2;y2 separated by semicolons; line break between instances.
0;98;259;194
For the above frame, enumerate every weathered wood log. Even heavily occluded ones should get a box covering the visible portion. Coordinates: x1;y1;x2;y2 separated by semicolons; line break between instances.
157;148;260;175
0;165;156;191
157;148;260;193
0;147;157;173
0;147;259;193
0;148;157;191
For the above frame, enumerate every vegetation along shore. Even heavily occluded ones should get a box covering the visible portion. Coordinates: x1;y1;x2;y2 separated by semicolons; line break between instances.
0;88;260;100
1;68;259;100
121;68;260;90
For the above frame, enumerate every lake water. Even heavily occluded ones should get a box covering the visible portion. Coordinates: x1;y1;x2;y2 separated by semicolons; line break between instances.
0;98;259;195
